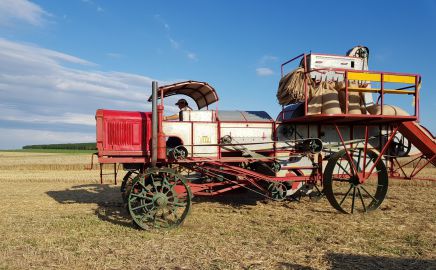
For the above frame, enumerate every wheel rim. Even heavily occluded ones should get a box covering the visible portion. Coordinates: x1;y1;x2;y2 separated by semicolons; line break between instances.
323;149;388;214
121;171;139;204
127;168;192;229
267;182;288;201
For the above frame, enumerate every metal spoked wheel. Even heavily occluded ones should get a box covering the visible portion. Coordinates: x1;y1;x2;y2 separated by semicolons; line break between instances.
127;167;192;230
267;182;288;201
121;170;139;204
323;149;388;214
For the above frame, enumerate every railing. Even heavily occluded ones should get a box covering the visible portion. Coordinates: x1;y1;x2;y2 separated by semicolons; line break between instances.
280;53;420;120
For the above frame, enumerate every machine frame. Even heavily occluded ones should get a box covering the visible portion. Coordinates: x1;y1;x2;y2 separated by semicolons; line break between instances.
95;51;433;230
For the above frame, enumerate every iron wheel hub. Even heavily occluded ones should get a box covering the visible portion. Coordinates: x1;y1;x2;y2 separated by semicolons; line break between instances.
154;193;168;207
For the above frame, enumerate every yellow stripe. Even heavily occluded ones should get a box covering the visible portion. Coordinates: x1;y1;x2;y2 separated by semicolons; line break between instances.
348;72;381;81
348;72;416;84
383;74;416;84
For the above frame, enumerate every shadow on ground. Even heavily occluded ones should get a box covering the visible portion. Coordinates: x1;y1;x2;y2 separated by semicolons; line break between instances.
192;189;265;207
278;252;436;270
46;183;319;229
46;184;137;229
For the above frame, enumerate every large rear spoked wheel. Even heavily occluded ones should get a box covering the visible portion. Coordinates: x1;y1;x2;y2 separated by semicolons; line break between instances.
323;149;388;214
127;167;192;229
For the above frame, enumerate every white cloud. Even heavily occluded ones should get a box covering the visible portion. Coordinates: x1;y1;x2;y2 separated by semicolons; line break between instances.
81;0;104;13
0;0;50;27
259;55;278;65
0;38;173;148
256;67;274;76
169;37;180;49
187;52;198;61
0;128;95;149
106;52;123;59
0;105;95;126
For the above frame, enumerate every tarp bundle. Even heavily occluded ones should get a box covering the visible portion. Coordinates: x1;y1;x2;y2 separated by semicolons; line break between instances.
276;67;314;105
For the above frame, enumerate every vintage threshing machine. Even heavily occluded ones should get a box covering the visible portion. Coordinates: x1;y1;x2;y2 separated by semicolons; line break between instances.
95;46;435;229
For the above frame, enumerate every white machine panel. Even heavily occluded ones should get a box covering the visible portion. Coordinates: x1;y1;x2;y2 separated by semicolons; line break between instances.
193;122;218;157
181;110;216;122
163;121;218;158
163;121;192;153
307;54;364;81
220;122;273;151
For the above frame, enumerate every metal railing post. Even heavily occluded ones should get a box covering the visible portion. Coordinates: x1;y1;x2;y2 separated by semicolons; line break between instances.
151;81;158;167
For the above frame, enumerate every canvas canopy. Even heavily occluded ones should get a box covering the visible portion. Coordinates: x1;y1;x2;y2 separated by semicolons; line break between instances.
148;81;219;110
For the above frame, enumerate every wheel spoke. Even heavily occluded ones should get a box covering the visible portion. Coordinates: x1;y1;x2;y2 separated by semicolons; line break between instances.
356;149;362;172
137;180;149;190
337;161;353;177
351;187;356;213
363;158;374;173
131;202;153;211
130;193;152;200
149;174;158;191
169;201;187;207
360;185;379;203
357;187;367;212
332;177;351;183
339;185;353;206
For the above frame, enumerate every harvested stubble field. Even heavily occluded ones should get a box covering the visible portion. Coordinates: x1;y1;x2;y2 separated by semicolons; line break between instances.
0;151;435;270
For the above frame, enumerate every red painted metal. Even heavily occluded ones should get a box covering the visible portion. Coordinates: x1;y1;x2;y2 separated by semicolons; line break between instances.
334;125;359;176
387;122;436;181
389;154;436;181
157;104;166;160
367;126;400;178
398;122;436;166
96;109;152;157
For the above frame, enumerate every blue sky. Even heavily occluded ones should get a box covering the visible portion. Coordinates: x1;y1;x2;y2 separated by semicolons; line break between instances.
0;0;435;149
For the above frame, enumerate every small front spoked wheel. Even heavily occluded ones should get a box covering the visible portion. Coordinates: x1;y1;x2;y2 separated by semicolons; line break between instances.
323;149;388;214
127;167;192;229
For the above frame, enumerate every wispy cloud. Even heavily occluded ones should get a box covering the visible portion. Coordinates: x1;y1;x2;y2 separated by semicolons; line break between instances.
259;55;278;65
81;0;104;13
106;52;123;59
0;38;170;148
256;67;274;76
255;55;277;76
169;37;180;49
187;52;198;61
0;0;50;27
154;14;198;61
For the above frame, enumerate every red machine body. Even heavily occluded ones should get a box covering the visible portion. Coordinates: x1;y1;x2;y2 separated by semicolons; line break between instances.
96;109;152;161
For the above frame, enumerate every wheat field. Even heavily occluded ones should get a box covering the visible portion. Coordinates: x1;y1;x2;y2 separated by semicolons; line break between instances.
0;151;435;270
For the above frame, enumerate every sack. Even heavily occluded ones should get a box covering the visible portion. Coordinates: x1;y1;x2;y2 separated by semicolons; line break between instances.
322;82;341;114
307;82;323;115
367;105;409;116
336;81;365;114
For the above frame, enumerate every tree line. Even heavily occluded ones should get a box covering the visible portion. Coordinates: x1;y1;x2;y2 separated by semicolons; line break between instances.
22;143;97;150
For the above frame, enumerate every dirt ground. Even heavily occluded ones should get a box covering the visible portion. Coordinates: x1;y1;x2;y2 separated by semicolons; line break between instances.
0;152;435;270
